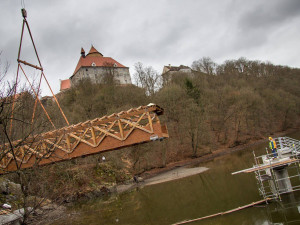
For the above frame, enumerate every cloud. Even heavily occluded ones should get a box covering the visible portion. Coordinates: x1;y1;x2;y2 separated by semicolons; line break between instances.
239;0;300;31
231;0;300;51
1;0;300;95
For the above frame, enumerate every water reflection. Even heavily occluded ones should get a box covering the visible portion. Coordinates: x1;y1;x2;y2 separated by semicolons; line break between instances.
266;192;300;225
53;131;300;225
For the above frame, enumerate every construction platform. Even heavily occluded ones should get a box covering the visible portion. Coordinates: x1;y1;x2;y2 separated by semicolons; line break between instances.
232;137;300;200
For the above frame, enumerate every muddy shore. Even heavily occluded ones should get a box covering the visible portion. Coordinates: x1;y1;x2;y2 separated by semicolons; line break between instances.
116;166;209;193
115;127;300;194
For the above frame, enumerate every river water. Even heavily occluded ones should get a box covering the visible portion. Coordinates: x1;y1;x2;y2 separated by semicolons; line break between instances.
54;131;300;225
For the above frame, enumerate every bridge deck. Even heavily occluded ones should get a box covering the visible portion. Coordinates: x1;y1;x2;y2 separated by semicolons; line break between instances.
232;158;299;175
0;104;168;174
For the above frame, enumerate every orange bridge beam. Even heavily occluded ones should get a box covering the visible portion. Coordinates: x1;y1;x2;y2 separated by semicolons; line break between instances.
0;104;169;174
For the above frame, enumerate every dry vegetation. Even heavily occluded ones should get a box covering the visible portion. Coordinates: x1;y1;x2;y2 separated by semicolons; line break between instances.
1;57;300;207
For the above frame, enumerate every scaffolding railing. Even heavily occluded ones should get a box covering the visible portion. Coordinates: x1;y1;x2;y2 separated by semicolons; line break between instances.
254;150;281;200
274;137;300;156
252;137;300;200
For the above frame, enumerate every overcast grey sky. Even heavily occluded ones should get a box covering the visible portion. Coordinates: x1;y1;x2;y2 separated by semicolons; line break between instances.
1;0;300;96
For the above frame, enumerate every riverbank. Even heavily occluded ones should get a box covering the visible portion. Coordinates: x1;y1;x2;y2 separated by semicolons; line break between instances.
116;166;209;193
42;127;299;201
26;127;300;224
139;127;300;181
37;127;300;201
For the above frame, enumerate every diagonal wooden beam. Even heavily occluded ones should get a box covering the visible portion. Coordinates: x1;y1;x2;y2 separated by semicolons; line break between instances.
90;127;96;145
68;133;96;147
24;145;43;158
118;120;124;139
122;112;149;140
93;126;123;141
94;121;117;146
147;112;153;133
120;118;153;135
0;104;168;173
44;140;68;153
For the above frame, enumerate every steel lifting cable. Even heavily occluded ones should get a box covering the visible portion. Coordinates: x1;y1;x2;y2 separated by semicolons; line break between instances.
21;0;25;9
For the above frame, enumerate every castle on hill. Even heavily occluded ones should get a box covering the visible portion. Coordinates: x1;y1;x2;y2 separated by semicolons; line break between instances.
60;46;131;91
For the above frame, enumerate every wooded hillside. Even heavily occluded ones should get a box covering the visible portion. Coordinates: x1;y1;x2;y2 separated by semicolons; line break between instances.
1;57;300;203
49;58;300;172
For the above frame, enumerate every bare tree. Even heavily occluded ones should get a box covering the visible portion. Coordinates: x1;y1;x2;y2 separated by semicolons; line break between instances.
0;52;9;94
0;90;60;224
0;58;57;224
192;57;216;75
134;62;161;96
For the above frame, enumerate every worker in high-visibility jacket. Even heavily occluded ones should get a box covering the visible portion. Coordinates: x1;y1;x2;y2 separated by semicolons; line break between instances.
269;137;278;158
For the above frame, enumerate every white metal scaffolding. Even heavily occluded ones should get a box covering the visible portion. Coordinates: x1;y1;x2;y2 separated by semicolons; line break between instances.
233;136;300;201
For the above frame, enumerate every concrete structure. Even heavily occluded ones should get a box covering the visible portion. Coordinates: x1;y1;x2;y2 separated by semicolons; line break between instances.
60;46;131;91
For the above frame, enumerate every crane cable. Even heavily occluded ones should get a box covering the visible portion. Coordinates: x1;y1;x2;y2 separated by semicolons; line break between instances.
9;7;70;136
21;0;25;9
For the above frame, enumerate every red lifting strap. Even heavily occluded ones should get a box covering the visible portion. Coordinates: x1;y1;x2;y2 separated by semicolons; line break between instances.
10;8;69;136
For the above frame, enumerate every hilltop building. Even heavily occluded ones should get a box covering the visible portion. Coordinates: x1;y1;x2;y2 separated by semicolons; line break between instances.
162;64;193;85
60;46;131;91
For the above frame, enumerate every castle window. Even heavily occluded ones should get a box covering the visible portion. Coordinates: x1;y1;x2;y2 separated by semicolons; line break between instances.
92;62;96;67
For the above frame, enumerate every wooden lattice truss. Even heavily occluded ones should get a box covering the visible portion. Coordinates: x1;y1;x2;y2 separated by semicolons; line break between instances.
0;104;169;173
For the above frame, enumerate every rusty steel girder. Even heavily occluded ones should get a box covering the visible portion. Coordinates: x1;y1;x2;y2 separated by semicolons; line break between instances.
0;104;169;174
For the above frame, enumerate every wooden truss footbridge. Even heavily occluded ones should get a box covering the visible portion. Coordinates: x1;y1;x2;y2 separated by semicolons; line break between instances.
1;104;169;173
0;9;168;174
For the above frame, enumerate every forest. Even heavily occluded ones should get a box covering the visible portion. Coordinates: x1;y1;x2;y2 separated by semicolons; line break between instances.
51;57;300;170
1;57;300;205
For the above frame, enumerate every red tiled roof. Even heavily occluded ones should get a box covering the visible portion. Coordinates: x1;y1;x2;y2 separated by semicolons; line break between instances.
87;45;103;56
60;79;71;91
72;46;127;75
